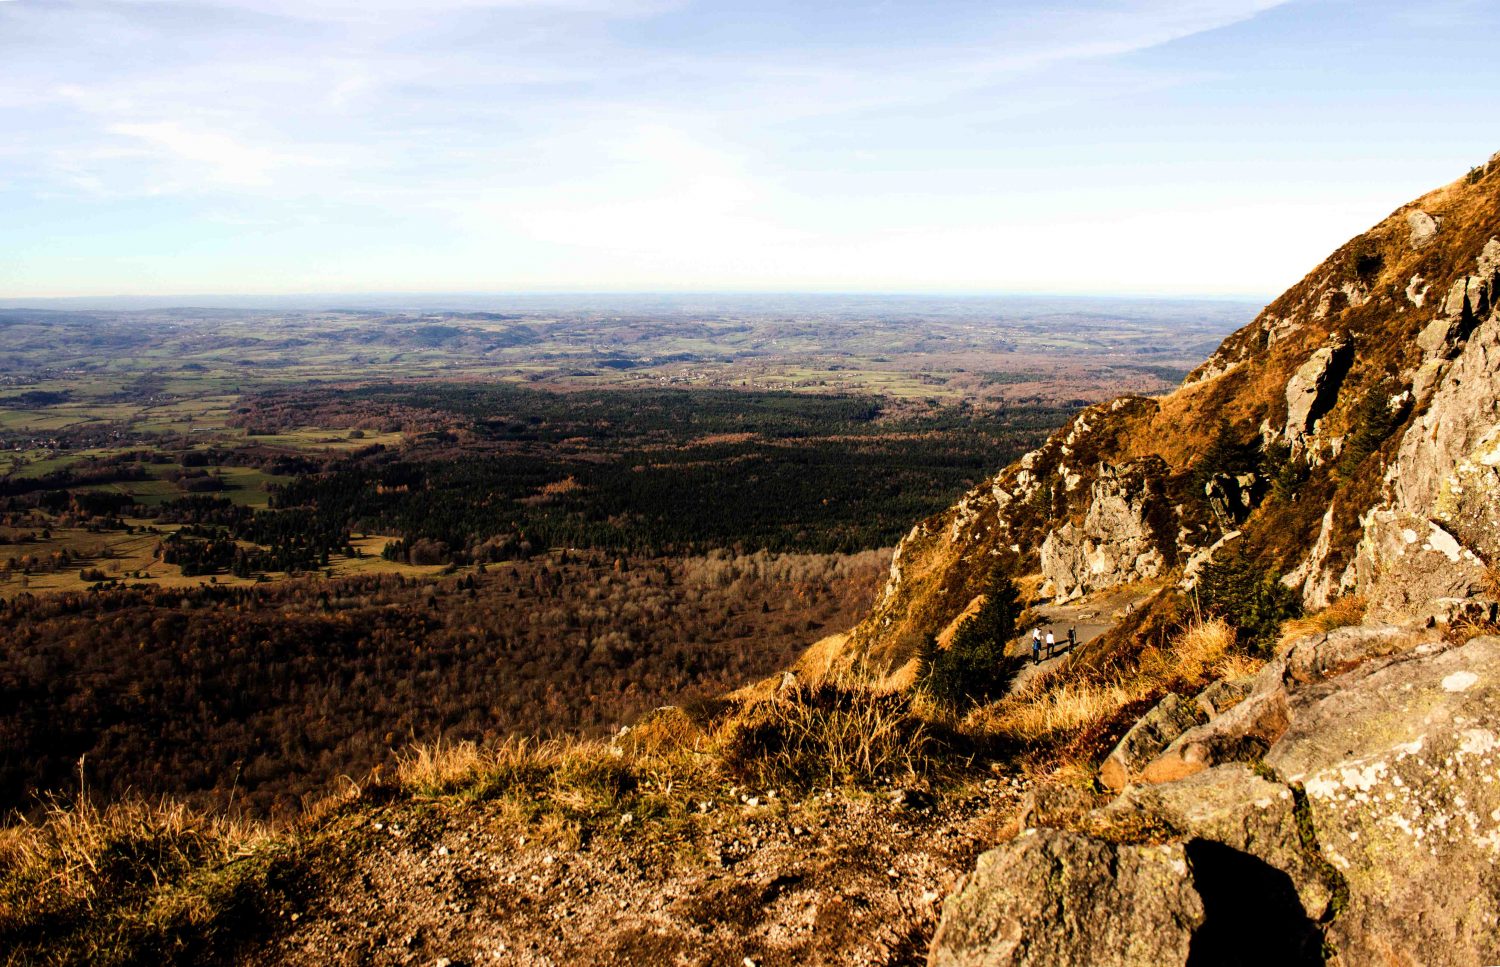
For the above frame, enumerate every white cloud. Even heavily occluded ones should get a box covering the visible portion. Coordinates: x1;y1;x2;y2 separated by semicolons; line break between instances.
105;121;332;188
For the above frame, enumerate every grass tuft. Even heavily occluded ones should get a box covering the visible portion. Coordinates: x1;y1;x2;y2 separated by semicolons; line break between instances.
715;683;940;790
0;793;280;965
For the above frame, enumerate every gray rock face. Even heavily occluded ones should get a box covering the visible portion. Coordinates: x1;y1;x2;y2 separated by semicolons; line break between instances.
1284;333;1354;446
1352;239;1500;622
1281;623;1411;684
1406;209;1440;247
1084;765;1331;923
1265;635;1500;967
1099;692;1208;792
927;829;1202;967
1417;312;1469;357
1039;459;1170;602
1280;505;1340;610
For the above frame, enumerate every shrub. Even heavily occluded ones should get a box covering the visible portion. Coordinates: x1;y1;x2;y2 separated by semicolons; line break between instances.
1336;384;1405;479
1191;420;1261;503
919;570;1022;708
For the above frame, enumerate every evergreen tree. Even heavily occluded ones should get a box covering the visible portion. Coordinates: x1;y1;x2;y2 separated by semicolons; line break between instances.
919;568;1022;708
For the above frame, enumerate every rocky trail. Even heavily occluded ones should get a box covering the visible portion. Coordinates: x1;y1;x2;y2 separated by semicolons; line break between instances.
1003;588;1153;695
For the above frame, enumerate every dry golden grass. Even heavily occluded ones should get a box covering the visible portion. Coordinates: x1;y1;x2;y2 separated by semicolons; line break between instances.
715;682;938;790
969;617;1260;745
968;675;1147;742
1277;595;1368;651
0;791;276;961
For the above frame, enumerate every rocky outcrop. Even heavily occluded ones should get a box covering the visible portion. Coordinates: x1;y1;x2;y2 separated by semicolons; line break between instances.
1098;692;1207;791
927;830;1203;967
1280;505;1341;609
1039;458;1171;602
1084;765;1333;925
1265;634;1500;966
930;626;1500;967
1354;237;1500;622
1406;208;1441;247
1284;332;1353;447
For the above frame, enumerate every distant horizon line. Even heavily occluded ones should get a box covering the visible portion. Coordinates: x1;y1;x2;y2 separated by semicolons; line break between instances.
0;288;1271;311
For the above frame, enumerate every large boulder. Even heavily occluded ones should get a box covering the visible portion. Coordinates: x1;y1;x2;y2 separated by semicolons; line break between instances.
1264;635;1500;967
1039;459;1171;602
1284;333;1354;446
1084;764;1333;926
927;829;1202;967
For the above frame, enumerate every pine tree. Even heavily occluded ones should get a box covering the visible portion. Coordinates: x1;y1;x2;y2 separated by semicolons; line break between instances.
919;568;1022;708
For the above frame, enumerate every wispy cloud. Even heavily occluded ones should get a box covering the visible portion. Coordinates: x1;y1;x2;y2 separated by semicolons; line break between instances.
3;0;1494;297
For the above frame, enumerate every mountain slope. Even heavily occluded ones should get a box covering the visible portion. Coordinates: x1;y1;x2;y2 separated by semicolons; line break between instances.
835;153;1500;680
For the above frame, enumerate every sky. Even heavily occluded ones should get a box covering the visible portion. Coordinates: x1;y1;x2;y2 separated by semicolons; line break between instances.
1;0;1497;301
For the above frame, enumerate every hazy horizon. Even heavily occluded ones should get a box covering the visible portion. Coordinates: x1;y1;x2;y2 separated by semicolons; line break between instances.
0;289;1267;314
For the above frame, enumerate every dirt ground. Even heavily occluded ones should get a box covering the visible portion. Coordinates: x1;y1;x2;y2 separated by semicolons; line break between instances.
248;780;1026;967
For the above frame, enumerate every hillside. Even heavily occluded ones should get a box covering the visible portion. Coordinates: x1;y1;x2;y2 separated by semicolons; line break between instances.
6;156;1500;966
838;152;1500;677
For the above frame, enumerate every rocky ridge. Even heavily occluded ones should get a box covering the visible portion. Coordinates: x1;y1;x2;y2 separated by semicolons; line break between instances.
834;152;1500;679
905;156;1500;964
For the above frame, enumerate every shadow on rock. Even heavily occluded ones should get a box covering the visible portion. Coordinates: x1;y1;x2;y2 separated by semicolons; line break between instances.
1185;839;1322;967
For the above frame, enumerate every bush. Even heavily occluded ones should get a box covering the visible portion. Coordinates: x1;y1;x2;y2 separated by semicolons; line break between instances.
919;570;1022;708
1195;551;1302;651
1336;384;1405;479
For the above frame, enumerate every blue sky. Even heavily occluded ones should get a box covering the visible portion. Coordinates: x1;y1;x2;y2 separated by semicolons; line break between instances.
1;0;1496;299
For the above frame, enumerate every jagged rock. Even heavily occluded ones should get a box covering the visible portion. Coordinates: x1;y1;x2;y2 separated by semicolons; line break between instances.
1180;529;1239;591
927;829;1202;967
1099;693;1208;791
1039;458;1170;602
1406;274;1432;309
1417;313;1469;357
1284;333;1353;445
1264;635;1500;967
1140;661;1291;784
1193;676;1254;718
1016;784;1106;830
1280;623;1413;684
1406;209;1440;247
1280;505;1338;609
1354;511;1490;622
1387;295;1500;559
1082;765;1332;924
1204;472;1258;528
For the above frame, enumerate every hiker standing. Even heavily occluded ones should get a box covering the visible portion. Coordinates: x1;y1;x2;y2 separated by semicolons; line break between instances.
1031;626;1041;664
1067;625;1077;652
1045;628;1056;660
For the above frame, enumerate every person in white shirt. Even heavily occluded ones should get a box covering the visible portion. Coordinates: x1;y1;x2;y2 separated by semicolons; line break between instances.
1045;628;1056;659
